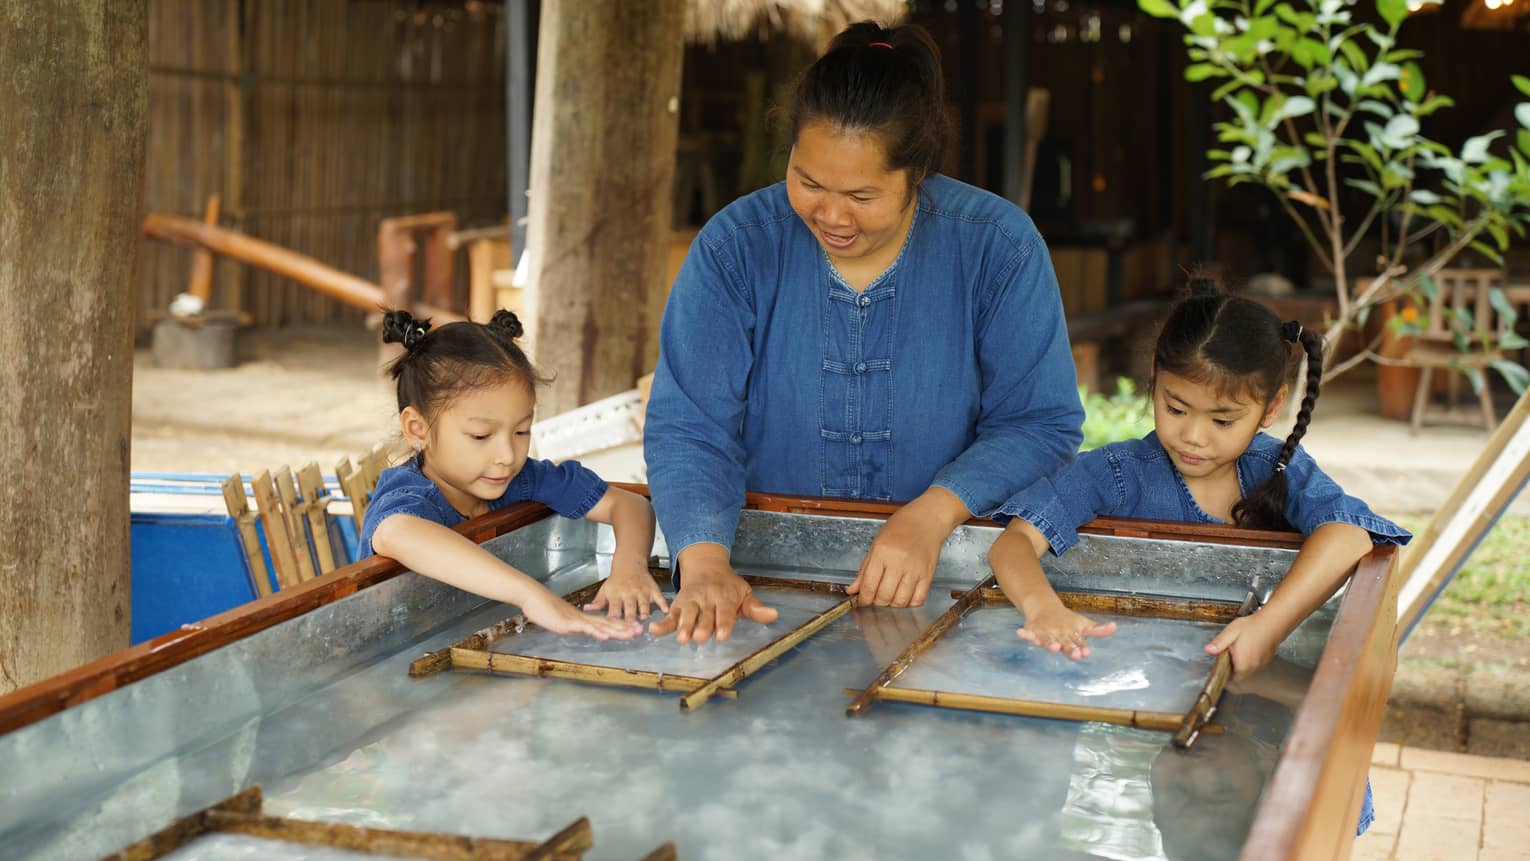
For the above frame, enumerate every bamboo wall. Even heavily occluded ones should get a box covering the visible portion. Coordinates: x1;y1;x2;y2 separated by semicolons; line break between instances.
142;0;507;334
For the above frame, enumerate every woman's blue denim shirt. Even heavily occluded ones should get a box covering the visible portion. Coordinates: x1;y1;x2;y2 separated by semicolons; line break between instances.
993;431;1411;554
644;174;1084;558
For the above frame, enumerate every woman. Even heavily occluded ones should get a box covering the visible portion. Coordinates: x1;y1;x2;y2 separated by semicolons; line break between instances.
644;21;1083;643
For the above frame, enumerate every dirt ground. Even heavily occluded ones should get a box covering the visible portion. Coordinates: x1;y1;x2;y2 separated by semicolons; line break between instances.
132;322;1530;759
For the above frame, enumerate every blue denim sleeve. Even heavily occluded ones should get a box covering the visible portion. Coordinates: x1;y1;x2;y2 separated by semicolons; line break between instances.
990;447;1128;555
931;239;1085;516
505;458;609;519
643;234;754;557
358;467;456;558
1282;447;1412;545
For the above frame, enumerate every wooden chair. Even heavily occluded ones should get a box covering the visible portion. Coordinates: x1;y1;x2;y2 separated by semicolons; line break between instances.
1397;268;1506;433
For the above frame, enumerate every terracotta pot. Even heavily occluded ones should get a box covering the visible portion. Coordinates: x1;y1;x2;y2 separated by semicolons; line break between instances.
1371;296;1421;422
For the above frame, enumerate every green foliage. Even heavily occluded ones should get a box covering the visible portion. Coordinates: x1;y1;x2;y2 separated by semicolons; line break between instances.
1081;378;1155;451
1144;0;1530;393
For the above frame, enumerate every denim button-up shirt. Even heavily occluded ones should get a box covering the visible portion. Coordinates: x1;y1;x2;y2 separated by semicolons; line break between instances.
993;431;1411;555
644;174;1084;557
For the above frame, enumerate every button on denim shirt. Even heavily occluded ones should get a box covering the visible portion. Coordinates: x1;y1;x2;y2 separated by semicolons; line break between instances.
993;431;1411;555
644;174;1085;558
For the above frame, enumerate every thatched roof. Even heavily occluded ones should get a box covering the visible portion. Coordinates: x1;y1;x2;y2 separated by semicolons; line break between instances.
685;0;909;47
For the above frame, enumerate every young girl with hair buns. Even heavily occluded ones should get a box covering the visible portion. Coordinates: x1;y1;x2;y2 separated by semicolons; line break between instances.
359;309;660;641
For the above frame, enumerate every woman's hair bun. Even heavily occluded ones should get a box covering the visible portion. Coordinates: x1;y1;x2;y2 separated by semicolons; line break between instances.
489;309;525;341
381;309;432;349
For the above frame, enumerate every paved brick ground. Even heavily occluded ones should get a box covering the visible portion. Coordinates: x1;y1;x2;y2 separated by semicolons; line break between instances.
1354;742;1530;860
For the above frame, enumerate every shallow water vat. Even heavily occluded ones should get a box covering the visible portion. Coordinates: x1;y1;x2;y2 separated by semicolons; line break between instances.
0;488;1397;861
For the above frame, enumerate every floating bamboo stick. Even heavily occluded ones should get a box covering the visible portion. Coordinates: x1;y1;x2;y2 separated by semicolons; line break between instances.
452;649;736;698
680;595;857;711
296;462;338;573
1174;590;1261;749
838;687;1225;735
221;474;272;598
275;465;318;583
846;574;999;716
409;580;610;678
250;470;302;590
954;587;1248;623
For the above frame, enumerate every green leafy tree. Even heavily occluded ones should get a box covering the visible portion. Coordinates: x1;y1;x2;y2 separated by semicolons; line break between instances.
1142;0;1530;393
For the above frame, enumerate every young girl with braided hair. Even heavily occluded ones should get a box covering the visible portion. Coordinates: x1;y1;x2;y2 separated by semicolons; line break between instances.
359;309;662;641
987;277;1409;672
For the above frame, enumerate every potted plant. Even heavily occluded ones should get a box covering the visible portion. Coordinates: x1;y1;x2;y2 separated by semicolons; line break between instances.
1140;0;1530;407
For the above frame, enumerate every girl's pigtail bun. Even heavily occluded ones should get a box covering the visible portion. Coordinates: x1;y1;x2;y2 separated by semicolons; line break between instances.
381;310;431;350
488;309;525;341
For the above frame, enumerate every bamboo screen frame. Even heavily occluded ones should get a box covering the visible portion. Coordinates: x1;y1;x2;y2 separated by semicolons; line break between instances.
98;785;676;861
842;576;1258;747
411;567;857;712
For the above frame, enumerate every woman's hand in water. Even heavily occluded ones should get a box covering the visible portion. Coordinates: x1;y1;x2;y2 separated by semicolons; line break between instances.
850;488;970;607
1016;600;1117;660
585;562;670;622
521;588;644;640
647;543;778;644
1205;613;1281;679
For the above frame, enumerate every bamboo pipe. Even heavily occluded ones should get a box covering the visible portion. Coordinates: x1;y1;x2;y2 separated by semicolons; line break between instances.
680;596;857;711
839;687;1225;735
1174;590;1260;749
954;588;1248;623
846;574;999;716
451;649;737;698
142;212;464;322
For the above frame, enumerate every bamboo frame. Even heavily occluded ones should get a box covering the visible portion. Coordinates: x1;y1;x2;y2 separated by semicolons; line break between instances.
220;474;271;598
274;466;318;583
1173;591;1260;749
852;577;1254;748
433;569;854;710
250;470;302;590
335;456;369;534
296;462;339;574
99;785;592;861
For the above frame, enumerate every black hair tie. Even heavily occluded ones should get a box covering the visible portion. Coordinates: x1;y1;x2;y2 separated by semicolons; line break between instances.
1189;277;1219;298
403;319;430;349
1280;320;1302;342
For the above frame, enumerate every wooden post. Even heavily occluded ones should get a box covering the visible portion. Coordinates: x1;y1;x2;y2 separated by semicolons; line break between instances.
0;0;145;694
187;194;223;303
522;0;685;416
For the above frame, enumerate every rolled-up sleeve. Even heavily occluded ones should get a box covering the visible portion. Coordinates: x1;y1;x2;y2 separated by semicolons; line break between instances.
932;238;1085;516
643;233;756;557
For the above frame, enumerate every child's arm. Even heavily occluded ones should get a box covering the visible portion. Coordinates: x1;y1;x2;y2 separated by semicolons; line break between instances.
580;486;669;622
370;513;642;640
989;518;1117;660
1206;522;1374;678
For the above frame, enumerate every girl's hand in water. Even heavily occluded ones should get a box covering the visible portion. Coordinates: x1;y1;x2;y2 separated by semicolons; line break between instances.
521;589;644;640
1016;604;1117;660
585;563;671;622
1205;613;1280;679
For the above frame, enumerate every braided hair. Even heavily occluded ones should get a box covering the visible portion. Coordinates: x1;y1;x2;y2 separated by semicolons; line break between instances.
380;309;546;419
1153;278;1325;531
